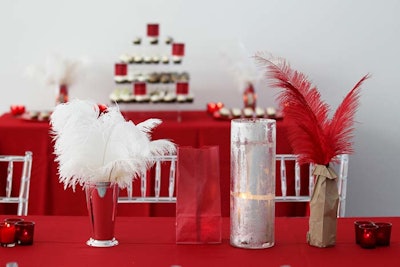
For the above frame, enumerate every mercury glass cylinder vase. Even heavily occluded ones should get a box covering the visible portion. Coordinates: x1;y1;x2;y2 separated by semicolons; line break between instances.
230;118;276;249
85;182;119;247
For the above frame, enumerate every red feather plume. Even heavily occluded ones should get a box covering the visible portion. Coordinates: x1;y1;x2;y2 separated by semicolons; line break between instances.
255;52;369;165
327;74;370;157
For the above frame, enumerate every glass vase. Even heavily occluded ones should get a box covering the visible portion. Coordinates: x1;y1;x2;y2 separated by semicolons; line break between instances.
243;82;256;110
85;182;119;247
55;84;69;105
230;118;276;249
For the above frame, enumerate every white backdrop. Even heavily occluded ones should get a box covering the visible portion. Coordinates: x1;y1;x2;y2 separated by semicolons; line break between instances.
1;0;399;216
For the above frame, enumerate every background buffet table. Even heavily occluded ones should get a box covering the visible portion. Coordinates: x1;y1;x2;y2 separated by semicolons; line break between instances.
0;110;307;217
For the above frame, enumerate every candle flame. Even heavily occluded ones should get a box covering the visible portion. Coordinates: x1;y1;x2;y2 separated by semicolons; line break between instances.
238;192;250;199
231;191;274;201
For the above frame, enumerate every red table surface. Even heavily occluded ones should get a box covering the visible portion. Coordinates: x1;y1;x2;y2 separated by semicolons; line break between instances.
1;215;399;267
0;110;305;217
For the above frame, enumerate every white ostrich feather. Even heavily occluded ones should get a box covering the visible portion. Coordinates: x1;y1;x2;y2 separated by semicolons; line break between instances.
25;54;88;87
50;99;176;190
136;118;163;138
220;42;264;93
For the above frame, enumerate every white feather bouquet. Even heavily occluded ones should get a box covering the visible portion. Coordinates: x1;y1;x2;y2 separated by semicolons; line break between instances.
50;99;176;190
220;42;263;93
26;54;87;87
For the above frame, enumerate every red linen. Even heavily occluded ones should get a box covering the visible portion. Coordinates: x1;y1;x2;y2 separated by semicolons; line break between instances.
0;216;399;267
0;111;303;217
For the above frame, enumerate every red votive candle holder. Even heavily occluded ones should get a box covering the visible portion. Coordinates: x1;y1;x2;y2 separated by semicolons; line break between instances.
354;220;374;244
176;82;189;95
15;221;35;245
147;23;159;37
10;105;26;116
359;224;378;249
114;63;128;76
207;102;224;114
4;218;24;244
0;222;17;247
134;82;147;95
172;43;185;56
375;222;392;246
207;102;217;114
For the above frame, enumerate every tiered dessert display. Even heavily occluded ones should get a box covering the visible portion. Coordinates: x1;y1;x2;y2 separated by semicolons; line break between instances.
110;23;193;104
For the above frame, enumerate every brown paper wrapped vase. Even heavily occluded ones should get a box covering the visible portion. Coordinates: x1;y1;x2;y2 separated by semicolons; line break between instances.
307;165;339;247
255;53;369;248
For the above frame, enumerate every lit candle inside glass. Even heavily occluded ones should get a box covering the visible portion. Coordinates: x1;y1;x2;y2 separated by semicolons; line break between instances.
4;218;24;244
354;220;374;244
15;221;35;245
0;222;16;247
230;119;276;249
359;224;378;249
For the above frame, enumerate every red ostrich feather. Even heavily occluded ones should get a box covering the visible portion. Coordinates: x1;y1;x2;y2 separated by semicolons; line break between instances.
255;52;369;165
326;75;370;159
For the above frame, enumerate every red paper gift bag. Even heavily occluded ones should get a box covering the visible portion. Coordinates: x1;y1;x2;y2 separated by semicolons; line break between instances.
176;146;222;244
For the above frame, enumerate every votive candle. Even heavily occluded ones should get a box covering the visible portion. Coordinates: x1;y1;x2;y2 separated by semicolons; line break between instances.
15;221;35;245
375;222;392;246
359;224;378;249
4;218;24;244
0;222;16;247
354;220;374;244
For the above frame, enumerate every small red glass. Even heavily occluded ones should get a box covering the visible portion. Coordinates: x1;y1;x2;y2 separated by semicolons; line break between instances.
354;220;374;244
0;222;17;247
207;102;217;114
134;82;147;95
15;221;35;245
176;82;189;95
207;102;224;114
172;43;185;63
4;218;24;244
147;23;159;45
359;224;378;249
147;23;159;37
172;43;185;56
114;63;128;76
10;105;26;116
375;222;392;246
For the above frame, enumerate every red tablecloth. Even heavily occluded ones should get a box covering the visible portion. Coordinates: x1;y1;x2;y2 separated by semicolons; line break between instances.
1;215;399;267
0;111;304;217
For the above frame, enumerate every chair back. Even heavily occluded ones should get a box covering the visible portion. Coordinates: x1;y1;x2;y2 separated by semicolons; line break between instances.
117;153;349;217
0;151;33;216
275;154;349;217
118;155;177;204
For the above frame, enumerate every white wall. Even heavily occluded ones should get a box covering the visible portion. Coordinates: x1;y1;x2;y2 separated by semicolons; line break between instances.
1;0;399;217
